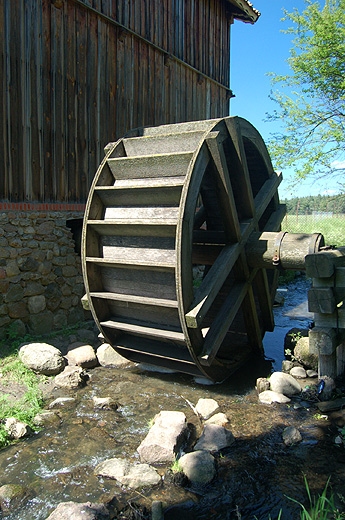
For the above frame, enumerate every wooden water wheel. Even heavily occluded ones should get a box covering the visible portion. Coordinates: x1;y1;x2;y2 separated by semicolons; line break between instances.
81;116;300;381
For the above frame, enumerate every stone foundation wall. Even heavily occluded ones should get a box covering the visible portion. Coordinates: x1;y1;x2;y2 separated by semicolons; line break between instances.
0;206;87;340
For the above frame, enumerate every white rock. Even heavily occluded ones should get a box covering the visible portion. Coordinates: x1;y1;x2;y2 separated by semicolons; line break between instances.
290;366;307;378
95;458;161;489
205;413;229;426
137;411;187;464
92;397;118;410
66;343;98;368
54;366;85;388
178;450;215;485
258;390;291;405
48;397;76;408
195;398;219;420
269;372;301;396
19;343;65;375
4;418;32;439
96;343;132;367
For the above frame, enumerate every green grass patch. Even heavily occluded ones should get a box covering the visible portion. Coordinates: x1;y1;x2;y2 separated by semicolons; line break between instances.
281;214;345;247
0;321;90;449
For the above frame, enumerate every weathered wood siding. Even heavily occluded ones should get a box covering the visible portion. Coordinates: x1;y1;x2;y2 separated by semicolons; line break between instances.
0;0;232;203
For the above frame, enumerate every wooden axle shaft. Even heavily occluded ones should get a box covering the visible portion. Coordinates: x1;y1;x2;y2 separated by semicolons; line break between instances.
192;231;324;270
245;231;325;270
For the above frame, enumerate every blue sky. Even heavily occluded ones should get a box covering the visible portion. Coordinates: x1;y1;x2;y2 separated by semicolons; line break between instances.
229;0;340;200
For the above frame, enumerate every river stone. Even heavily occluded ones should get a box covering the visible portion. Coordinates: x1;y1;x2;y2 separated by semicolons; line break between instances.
92;397;118;410
282;426;302;446
48;397;76;408
96;343;132;367
282;360;294;372
66;342;98;368
290;366;307;378
137;411;187;464
317;397;345;412
306;369;318;378
178;450;215;485
45;501;110;519
18;342;65;375
194;424;235;452
94;458;161;489
54;366;85;388
269;372;301;396
0;484;30;513
205;412;229;426
294;337;318;371
258;390;291;405
4;417;32;439
195;398;220;420
33;410;60;426
256;377;270;394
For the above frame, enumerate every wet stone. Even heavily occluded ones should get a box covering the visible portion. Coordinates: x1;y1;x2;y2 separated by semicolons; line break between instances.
45;500;110;520
0;484;31;514
258;390;291;405
282;426;302;446
193;424;235;452
195;398;220;420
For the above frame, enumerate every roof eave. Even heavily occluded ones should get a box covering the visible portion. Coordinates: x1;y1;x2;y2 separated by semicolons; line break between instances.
226;0;260;24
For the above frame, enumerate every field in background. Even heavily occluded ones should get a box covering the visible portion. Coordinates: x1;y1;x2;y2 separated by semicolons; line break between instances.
281;214;345;247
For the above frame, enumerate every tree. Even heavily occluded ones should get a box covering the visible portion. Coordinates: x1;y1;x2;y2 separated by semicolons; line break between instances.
267;0;345;184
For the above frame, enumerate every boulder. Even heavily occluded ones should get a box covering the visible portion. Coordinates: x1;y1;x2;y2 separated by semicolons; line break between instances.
46;501;110;520
178;450;215;485
195;398;219;420
96;343;132;367
54;366;85;388
137;411;187;464
94;458;161;489
258;390;291;405
66;342;98;368
294;337;318;371
18;342;65;375
269;372;301;397
194;424;235;452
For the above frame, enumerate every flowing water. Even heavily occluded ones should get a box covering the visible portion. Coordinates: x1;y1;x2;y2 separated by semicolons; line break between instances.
1;275;345;520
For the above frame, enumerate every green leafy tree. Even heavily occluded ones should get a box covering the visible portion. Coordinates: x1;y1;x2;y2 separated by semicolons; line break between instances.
267;0;345;184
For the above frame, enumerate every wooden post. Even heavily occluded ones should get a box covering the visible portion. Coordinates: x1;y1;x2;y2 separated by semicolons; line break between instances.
307;250;345;379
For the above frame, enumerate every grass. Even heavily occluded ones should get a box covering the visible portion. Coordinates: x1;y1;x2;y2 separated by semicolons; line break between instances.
0;321;89;449
289;476;345;520
281;214;345;247
0;357;45;449
171;458;183;474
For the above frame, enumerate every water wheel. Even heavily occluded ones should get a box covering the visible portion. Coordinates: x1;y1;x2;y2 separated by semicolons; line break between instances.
82;116;286;382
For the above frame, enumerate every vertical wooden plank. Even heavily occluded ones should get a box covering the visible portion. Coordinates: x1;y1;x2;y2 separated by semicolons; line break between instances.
8;0;24;200
75;3;88;202
51;1;65;200
65;0;77;201
0;1;10;198
30;0;44;200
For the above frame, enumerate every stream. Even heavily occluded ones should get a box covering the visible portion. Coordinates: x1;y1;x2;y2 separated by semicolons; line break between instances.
1;274;345;519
